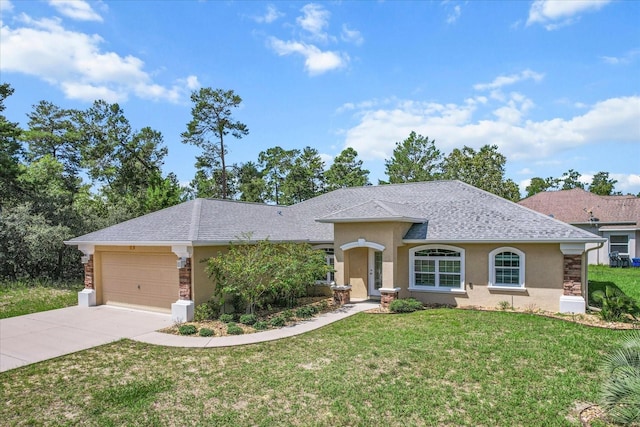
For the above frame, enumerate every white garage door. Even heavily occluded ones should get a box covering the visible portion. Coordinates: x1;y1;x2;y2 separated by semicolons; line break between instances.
101;252;178;312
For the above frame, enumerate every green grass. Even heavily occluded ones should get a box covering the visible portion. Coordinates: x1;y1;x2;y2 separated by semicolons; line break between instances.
0;309;625;426
0;280;83;319
588;264;640;306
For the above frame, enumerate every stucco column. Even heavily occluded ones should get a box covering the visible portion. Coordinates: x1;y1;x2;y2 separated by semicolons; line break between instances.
559;244;586;314
78;246;96;307
172;246;194;322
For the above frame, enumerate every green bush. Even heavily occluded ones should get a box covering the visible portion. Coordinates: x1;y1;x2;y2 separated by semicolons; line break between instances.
592;286;638;322
389;298;423;313
178;324;198;335
281;309;294;320
253;320;268;331
199;328;214;337
497;300;511;311
239;313;257;325
269;315;286;327
219;313;234;323
295;305;317;318
227;323;244;335
194;302;218;322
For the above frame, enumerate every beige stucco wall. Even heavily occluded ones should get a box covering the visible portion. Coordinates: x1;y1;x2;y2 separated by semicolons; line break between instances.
332;220;570;312
192;246;229;306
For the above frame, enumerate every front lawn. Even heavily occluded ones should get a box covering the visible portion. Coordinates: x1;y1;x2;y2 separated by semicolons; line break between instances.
588;264;640;306
0;280;82;319
0;308;624;426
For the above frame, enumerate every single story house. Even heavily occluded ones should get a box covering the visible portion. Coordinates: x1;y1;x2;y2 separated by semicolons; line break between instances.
518;188;639;265
66;180;604;321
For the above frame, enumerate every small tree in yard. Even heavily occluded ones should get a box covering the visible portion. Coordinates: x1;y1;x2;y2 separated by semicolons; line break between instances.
600;331;640;425
207;239;330;314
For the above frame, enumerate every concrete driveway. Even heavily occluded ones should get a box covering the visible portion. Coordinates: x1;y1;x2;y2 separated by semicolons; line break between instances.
0;305;173;372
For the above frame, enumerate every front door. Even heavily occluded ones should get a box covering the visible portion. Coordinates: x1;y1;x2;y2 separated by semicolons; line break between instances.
368;249;383;296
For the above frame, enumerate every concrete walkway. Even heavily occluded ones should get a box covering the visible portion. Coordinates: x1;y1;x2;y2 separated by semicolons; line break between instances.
0;301;378;372
134;301;379;348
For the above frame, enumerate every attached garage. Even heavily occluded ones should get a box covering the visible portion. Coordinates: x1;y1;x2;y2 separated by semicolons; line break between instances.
101;252;178;313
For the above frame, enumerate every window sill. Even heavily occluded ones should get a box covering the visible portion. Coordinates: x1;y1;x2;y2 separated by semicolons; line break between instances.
409;287;466;294
488;286;527;293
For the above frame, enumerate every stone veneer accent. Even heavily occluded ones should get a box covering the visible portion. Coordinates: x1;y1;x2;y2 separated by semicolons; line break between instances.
563;255;582;296
380;288;400;310
84;255;94;289
178;257;192;300
332;286;351;305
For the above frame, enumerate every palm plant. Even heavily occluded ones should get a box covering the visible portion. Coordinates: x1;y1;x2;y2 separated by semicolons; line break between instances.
600;330;640;425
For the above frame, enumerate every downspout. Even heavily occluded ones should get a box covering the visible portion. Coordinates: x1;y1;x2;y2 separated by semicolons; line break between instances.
583;241;605;311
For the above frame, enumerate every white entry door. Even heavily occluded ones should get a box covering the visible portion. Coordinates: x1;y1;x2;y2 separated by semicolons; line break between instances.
368;249;383;296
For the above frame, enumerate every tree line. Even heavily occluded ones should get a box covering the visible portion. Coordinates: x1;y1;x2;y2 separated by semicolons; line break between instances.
0;83;628;280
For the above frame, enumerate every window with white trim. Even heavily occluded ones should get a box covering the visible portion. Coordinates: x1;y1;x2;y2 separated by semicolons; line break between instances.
489;247;525;289
325;248;335;283
610;235;629;255
409;245;465;291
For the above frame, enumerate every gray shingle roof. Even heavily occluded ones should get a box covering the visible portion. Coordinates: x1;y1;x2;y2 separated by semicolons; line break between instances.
66;180;603;246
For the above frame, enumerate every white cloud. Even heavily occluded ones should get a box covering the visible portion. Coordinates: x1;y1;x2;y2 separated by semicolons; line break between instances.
527;0;611;30
0;14;197;103
297;3;331;42
474;69;544;91
0;0;14;13
601;48;640;65
613;174;640;194
339;93;640;166
268;37;348;75
341;24;363;45
253;4;284;24
447;5;461;24
49;0;104;22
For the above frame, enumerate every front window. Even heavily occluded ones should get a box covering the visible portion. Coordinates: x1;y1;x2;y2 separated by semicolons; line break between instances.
610;235;629;255
325;248;335;283
410;246;464;291
489;248;525;289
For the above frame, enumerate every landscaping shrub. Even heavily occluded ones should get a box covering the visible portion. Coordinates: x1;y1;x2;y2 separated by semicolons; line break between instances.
227;323;244;335
178;324;197;335
194;301;218;322
269;315;286;327
389;298;423;313
253;320;268;331
199;328;214;337
281;309;294;320
295;305;317;318
592;286;639;322
219;313;234;323
497;300;511;311
239;313;257;325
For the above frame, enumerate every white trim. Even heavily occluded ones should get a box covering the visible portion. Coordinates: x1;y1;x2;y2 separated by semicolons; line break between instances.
368;248;383;297
171;245;193;258
340;238;385;252
560;243;585;255
409;287;467;294
409;244;465;291
488;247;526;289
77;244;95;256
487;286;528;293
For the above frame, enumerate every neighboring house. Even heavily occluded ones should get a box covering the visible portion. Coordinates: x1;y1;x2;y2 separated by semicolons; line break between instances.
66;180;604;321
519;189;640;265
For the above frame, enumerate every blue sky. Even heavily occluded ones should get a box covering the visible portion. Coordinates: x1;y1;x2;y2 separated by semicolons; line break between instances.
1;0;639;196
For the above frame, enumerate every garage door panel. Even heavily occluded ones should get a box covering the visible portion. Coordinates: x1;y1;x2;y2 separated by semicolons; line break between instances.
101;253;178;311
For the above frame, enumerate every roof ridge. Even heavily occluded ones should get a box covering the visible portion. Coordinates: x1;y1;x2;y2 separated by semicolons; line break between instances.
188;199;203;241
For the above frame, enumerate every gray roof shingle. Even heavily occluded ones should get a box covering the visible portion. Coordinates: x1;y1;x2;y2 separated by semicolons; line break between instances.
66;180;603;245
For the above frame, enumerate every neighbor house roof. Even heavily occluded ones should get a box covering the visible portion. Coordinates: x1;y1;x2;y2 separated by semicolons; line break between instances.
518;188;640;230
66;180;603;246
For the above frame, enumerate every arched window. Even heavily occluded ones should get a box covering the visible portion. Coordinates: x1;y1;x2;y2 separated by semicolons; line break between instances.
489;247;525;289
409;245;465;291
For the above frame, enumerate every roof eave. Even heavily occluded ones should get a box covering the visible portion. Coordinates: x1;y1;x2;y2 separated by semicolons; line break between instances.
316;217;426;224
401;237;607;244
